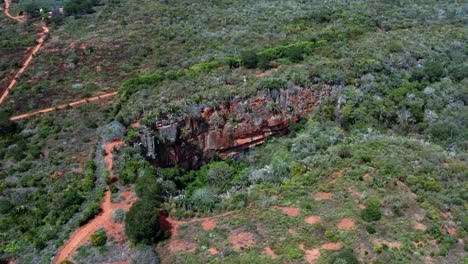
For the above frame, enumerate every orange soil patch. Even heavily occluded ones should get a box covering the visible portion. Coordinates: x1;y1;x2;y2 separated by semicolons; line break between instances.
373;239;401;249
263;246;278;259
446;227;457;235
414;221;427;231
299;242;343;264
53;140;135;263
272;206;300;217
289;228;298;235
305;216;321;224
131;121;140;128
337;218;355;230
299;244;321;264
201;219;217;231
9;92;118;121
321;242;343;250
229;230;256;249
314;192;333;201
363;173;372;181
208;248;218;255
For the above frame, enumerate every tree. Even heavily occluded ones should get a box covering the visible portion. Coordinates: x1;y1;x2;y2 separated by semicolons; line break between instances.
23;3;39;18
125;200;164;244
135;173;162;203
0;110;16;136
241;51;258;68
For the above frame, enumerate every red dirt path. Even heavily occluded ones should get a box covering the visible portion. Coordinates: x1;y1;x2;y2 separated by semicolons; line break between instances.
0;0;49;106
53;140;135;263
9;92;118;120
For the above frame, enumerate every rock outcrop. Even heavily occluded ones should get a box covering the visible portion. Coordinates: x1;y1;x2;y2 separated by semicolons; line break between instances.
138;85;332;168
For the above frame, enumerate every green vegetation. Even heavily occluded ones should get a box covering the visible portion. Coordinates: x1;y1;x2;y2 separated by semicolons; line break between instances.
0;0;466;263
89;228;107;247
124;200;165;245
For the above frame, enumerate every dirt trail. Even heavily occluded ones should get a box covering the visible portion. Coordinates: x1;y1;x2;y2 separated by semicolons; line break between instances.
53;140;134;263
1;0;49;106
9;92;118;120
3;0;26;23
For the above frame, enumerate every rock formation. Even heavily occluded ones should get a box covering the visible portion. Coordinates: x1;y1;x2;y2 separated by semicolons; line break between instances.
138;85;332;168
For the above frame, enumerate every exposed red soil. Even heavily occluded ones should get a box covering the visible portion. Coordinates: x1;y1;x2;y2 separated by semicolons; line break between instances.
272;206;300;217
229;230;256;249
414;221;427;231
201;219;217;231
53;140;136;263
263;246;278;259
363;173;372;182
314;192;333;201
131;121;140;128
304;216;321;224
335;170;343;177
9;92;118;121
446;227;457;235
1;0;49;106
337;218;355;230
3;0;26;23
208;248;218;255
300;242;343;264
321;242;343;250
300;244;321;264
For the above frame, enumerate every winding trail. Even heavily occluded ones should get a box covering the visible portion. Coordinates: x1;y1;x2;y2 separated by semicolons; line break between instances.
0;0;49;106
53;140;135;263
3;0;25;23
9;92;118;120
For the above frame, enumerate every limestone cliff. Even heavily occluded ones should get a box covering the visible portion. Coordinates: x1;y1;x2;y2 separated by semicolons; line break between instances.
138;85;332;168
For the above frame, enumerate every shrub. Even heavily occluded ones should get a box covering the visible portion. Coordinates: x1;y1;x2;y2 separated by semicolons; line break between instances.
135;172;163;203
338;147;352;159
241;51;258;68
361;199;382;222
329;249;360;264
366;225;376;234
207;162;235;188
125;200;164;244
112;208;126;223
191;188;217;212
89;228;107;247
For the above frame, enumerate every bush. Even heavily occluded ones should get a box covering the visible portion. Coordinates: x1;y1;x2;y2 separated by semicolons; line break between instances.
191;188;217;212
89;228;107;247
207;162;235;189
112;208;126;223
329;249;360;264
125;200;164;244
361;198;382;222
135;172;163;203
366;225;376;234
241;51;258;69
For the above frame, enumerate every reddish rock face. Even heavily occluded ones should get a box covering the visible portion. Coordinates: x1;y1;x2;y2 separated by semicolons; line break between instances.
140;85;332;168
